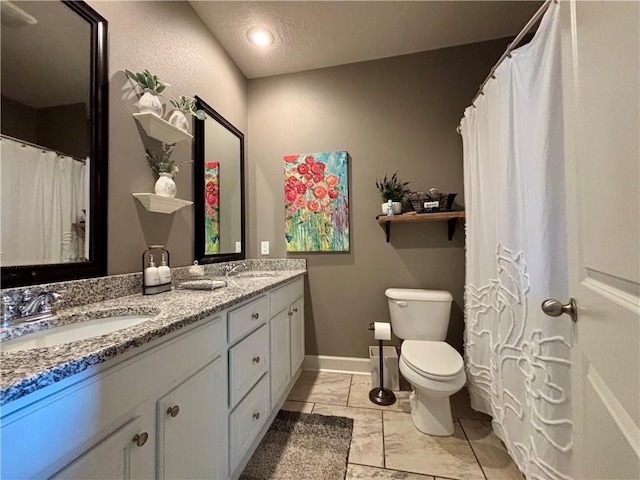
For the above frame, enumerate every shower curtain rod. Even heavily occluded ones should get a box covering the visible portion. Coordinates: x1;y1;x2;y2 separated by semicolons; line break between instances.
1;133;86;164
457;0;555;134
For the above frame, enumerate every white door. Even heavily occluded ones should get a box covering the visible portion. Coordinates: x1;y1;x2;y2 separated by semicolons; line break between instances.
560;1;640;478
270;308;291;405
156;355;228;480
290;298;305;375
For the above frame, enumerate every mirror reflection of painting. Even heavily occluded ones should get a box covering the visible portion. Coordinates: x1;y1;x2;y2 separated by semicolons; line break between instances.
1;1;91;267
204;162;220;254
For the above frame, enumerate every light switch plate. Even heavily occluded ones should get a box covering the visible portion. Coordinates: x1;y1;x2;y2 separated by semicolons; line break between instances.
235;242;241;253
261;241;269;255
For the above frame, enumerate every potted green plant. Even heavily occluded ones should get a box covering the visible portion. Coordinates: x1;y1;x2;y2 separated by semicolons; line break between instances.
146;143;192;198
375;171;411;215
166;95;207;132
125;69;170;117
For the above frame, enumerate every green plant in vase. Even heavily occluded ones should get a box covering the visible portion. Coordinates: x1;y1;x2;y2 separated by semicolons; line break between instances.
375;171;411;215
125;69;169;117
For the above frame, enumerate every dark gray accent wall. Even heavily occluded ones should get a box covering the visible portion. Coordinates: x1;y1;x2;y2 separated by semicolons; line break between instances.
247;39;508;358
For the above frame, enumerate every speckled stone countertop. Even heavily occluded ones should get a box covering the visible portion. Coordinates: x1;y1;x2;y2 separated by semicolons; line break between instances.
0;267;306;406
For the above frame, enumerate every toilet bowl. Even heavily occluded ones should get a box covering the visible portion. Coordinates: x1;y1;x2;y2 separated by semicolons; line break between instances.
399;340;466;435
385;288;465;436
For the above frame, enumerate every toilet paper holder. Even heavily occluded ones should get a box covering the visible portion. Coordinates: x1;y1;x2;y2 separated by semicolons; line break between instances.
368;322;396;406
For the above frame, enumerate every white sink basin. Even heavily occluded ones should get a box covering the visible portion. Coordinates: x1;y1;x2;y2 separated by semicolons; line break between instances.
1;315;153;352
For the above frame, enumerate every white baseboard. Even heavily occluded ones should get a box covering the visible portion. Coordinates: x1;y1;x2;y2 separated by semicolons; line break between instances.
302;355;370;375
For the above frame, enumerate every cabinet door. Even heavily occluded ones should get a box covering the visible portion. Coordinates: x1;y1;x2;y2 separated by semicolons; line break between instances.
156;354;228;480
50;416;152;480
290;298;305;375
270;309;291;405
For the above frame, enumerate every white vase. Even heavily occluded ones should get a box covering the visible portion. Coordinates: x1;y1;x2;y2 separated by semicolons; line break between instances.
138;89;163;117
381;202;402;215
166;109;189;132
155;173;177;198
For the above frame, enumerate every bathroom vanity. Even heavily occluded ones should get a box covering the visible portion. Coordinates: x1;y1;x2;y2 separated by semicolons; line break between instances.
0;268;305;479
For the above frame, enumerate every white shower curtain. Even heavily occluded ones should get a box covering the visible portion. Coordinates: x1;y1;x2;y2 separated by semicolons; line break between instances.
1;138;86;266
460;4;572;480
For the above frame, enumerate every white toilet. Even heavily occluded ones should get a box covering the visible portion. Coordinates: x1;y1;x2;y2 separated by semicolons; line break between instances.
385;288;466;436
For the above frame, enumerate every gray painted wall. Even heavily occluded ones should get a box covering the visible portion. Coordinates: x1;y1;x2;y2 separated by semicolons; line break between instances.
87;1;247;274
247;39;507;358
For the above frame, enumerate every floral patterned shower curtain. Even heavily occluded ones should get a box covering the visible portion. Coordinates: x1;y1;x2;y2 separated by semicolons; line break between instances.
460;4;573;479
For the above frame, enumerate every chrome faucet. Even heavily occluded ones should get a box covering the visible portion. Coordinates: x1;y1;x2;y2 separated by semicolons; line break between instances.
1;289;63;326
225;263;247;279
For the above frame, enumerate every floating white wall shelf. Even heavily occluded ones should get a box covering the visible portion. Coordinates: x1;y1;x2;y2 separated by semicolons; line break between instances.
133;112;193;144
133;193;193;214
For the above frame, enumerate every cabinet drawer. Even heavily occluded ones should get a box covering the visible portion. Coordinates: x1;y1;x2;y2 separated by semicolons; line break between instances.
270;278;303;316
229;325;269;407
229;375;269;472
228;295;269;343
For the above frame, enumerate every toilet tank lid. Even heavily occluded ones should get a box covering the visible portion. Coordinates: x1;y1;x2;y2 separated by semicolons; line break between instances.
385;289;453;302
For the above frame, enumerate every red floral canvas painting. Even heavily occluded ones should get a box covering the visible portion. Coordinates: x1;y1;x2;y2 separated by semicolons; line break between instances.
284;151;349;252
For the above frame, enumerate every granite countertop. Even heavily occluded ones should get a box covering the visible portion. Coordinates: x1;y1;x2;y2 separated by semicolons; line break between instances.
0;269;306;407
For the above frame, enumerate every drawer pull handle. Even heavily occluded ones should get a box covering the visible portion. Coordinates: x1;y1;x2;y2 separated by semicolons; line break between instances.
167;405;180;417
132;432;148;447
253;412;260;420
253;356;261;364
252;312;260;320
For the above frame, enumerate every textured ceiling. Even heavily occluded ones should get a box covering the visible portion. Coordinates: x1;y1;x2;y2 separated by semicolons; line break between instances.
190;1;543;79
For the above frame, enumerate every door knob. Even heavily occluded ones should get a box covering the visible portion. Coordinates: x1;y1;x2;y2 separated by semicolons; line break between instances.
541;298;577;323
132;432;148;447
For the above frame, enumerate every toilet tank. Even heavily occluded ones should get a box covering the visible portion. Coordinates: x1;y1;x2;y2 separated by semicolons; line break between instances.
385;288;453;341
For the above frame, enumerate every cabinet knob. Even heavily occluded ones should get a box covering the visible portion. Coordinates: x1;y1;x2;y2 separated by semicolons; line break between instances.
132;432;149;447
167;405;180;417
292;308;298;313
252;412;260;420
253;356;261;364
251;312;260;320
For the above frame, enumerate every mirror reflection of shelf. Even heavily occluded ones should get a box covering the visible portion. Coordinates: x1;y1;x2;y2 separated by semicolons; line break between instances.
133;193;193;215
133;112;193;144
377;211;466;241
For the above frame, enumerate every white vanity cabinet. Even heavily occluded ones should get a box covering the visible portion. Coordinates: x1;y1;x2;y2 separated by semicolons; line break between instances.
156;354;228;480
0;274;306;480
269;278;304;405
1;315;227;480
49;416;152;480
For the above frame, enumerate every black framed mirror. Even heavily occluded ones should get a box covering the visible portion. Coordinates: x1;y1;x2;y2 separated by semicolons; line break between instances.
194;96;245;264
1;1;108;287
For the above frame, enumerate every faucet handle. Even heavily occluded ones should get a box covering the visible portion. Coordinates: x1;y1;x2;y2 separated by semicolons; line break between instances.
41;291;64;314
1;296;19;325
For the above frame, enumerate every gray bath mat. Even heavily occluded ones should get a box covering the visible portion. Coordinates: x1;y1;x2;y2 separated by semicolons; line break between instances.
240;410;354;480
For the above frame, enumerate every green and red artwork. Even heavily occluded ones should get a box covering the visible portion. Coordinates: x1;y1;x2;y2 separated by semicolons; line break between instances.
284;151;349;252
204;161;220;254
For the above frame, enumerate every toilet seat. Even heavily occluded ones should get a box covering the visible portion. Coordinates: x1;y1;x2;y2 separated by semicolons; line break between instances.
401;340;464;380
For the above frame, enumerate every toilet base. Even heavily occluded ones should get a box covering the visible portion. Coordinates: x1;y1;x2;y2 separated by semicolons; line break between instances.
409;389;455;436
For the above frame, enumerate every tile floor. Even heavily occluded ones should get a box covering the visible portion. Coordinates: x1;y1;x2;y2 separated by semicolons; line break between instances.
283;371;523;480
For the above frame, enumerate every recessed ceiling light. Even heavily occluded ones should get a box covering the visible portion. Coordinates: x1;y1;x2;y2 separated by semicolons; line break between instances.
247;26;274;47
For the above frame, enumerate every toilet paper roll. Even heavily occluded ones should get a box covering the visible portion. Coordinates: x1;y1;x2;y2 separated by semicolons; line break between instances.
374;322;392;341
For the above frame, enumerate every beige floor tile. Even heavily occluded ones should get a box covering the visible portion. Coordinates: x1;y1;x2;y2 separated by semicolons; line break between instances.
347;374;411;412
383;411;485;480
281;400;314;413
287;370;352;405
459;419;524;480
346;464;435;479
451;388;492;421
313;404;384;468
